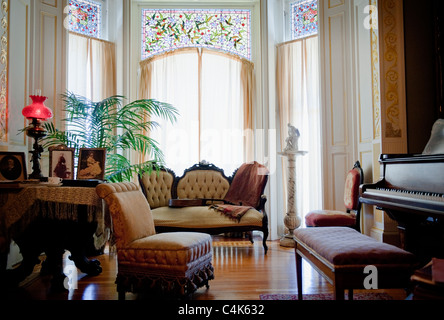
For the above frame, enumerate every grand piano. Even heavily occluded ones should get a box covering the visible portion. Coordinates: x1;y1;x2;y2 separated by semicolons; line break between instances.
360;121;444;264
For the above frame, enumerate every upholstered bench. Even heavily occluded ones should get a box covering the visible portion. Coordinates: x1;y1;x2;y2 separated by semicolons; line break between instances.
294;227;418;300
96;182;214;299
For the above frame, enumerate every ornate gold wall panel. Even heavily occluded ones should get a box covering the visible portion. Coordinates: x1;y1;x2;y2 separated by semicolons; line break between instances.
370;0;381;139
378;0;407;148
0;0;8;142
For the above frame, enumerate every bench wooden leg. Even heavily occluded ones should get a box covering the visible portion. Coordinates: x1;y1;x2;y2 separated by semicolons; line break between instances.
295;248;303;300
334;286;345;300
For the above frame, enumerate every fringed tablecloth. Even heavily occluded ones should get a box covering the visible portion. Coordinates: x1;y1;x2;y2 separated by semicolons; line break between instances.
0;186;109;253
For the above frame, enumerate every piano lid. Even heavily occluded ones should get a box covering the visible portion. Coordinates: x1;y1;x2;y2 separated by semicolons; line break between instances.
378;153;444;195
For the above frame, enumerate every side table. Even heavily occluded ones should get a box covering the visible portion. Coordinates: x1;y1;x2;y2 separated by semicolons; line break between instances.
0;183;108;290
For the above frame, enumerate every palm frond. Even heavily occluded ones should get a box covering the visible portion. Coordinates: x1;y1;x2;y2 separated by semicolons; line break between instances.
41;92;178;182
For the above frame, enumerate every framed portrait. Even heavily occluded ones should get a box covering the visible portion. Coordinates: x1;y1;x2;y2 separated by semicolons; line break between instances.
77;148;106;180
0;152;27;181
49;145;75;179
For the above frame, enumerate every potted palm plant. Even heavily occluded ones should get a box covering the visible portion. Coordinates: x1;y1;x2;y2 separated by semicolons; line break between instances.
42;92;178;182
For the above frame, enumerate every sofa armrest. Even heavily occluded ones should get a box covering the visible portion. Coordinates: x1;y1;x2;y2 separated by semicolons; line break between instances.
258;194;267;212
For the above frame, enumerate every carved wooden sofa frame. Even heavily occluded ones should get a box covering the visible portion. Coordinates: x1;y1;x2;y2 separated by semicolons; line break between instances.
138;162;269;253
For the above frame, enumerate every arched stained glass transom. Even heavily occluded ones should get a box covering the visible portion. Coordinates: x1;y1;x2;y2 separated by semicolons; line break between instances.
141;9;252;61
291;0;318;40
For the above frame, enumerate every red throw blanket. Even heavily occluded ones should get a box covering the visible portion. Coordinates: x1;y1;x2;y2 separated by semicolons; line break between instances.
209;204;253;221
210;161;269;221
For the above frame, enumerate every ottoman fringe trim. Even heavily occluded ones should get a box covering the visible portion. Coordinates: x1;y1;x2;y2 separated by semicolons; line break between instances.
116;262;214;298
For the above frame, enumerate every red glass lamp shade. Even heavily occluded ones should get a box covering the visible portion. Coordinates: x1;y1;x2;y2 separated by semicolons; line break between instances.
22;95;53;180
22;95;53;120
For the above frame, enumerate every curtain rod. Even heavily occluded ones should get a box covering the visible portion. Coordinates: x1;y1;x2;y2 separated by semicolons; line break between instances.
276;34;318;48
68;31;115;45
139;47;254;68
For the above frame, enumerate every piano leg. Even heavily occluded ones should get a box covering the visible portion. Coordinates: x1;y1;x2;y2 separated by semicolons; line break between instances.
394;215;444;266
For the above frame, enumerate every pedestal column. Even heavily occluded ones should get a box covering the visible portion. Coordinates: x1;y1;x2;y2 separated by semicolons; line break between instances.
279;150;307;247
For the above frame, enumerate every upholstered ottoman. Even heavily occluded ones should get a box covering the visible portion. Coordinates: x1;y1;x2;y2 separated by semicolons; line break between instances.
96;182;214;299
294;227;418;300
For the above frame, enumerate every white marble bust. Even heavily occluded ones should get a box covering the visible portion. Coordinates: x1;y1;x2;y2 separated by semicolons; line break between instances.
284;124;300;152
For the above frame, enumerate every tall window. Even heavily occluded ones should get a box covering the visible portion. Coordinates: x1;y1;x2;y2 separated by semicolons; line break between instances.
67;0;113;102
67;0;115;101
139;8;254;176
66;0;116;173
277;1;321;225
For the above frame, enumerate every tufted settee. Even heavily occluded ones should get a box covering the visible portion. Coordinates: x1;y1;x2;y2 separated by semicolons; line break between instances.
138;161;269;253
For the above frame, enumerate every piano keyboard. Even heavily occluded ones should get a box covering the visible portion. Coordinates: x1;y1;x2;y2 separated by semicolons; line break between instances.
367;188;444;206
361;187;444;219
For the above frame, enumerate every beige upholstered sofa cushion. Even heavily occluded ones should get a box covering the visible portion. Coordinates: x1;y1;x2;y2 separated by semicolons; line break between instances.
152;206;264;229
96;182;156;248
176;170;230;200
139;170;174;209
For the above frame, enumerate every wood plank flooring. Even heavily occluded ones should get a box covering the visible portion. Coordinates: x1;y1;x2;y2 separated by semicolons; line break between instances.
3;235;408;301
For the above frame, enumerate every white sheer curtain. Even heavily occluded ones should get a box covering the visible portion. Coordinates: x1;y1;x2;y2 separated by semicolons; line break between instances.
67;32;116;101
67;32;116;174
276;36;322;228
139;48;253;176
200;50;244;176
139;49;200;175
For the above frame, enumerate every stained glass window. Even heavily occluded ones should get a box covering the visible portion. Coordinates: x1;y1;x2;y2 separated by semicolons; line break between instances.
291;0;318;40
141;9;251;61
68;0;102;39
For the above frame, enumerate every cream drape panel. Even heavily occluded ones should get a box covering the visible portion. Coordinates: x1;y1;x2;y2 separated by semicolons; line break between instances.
68;32;116;101
139;49;200;174
240;58;255;163
138;48;254;175
276;36;322;228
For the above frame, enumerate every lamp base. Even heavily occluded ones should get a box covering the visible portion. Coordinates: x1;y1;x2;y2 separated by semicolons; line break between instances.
28;170;46;181
27;139;45;180
26;120;47;181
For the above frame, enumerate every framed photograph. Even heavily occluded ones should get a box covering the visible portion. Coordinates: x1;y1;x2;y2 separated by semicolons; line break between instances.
0;152;27;181
77;148;106;180
49;145;75;179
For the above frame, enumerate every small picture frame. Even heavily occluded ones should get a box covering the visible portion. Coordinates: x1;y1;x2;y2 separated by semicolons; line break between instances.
0;152;27;181
77;148;106;180
49;144;75;179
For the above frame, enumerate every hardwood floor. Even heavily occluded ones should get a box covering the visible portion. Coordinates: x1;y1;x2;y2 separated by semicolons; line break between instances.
3;235;408;301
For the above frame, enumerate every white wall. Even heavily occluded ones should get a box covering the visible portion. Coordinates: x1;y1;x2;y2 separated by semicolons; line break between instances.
6;0;32;153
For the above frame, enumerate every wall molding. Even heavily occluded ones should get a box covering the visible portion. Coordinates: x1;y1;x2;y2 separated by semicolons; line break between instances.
378;0;407;153
0;0;8;143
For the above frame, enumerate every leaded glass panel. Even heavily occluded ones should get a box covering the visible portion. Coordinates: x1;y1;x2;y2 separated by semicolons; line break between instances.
291;0;318;40
141;9;251;60
68;0;102;38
